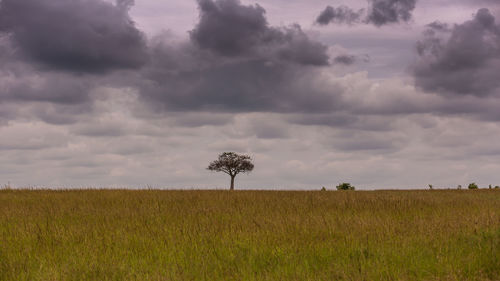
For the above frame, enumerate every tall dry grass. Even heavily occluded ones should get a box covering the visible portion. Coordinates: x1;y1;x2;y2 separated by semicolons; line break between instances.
0;189;499;280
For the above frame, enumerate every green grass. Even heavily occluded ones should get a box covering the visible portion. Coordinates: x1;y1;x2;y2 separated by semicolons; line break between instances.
0;189;499;281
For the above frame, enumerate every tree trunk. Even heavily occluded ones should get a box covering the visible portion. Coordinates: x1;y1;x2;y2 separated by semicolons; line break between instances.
230;175;235;191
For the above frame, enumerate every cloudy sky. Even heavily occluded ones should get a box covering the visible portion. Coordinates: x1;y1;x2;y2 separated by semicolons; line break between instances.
0;0;499;189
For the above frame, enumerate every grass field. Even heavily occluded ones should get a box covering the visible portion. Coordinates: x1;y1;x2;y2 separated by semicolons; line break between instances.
0;189;499;281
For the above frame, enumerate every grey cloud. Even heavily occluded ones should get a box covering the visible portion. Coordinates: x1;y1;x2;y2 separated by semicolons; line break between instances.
367;0;416;26
169;113;234;128
0;48;100;124
433;97;500;122
289;113;394;131
139;52;343;113
333;55;357;65
0;58;100;125
333;137;399;151
239;116;290;139
317;126;407;152
1;73;92;105
414;8;500;97
116;0;134;11
105;141;155;156
0;125;68;150
291;113;358;128
190;0;267;56
252;125;289;139
426;21;450;32
316;0;417;27
134;2;340;115
0;0;340;122
0;0;337;122
343;77;500;123
270;25;330;66
0;0;148;73
0;58;99;125
71;122;128;137
316;6;363;25
191;0;329;66
29;104;91;125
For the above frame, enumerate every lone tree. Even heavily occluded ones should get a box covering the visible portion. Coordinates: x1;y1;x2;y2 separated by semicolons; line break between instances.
207;152;254;190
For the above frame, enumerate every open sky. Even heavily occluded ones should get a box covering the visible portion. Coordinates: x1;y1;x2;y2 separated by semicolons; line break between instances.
0;0;499;189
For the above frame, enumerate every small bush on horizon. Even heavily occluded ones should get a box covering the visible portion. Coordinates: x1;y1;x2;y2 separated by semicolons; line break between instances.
336;183;355;191
468;183;479;190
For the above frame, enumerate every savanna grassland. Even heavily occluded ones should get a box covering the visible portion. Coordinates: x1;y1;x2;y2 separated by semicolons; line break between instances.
0;189;499;281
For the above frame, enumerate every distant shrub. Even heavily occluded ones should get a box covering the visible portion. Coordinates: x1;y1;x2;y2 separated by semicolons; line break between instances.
468;183;479;190
489;184;492;189
336;183;355;191
428;184;433;190
495;186;499;189
457;185;462;190
321;187;327;191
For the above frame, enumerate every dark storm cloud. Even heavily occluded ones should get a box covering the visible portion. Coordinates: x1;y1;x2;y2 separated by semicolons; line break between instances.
316;0;417;26
0;42;96;125
0;0;147;126
139;49;342;113
0;0;148;73
191;0;329;66
367;0;416;26
316;6;363;25
134;0;339;113
0;0;340;125
190;0;267;56
414;8;500;97
0;70;96;125
0;39;95;107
